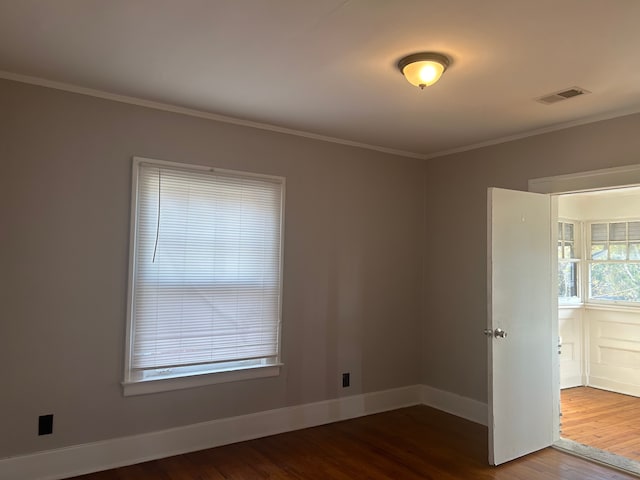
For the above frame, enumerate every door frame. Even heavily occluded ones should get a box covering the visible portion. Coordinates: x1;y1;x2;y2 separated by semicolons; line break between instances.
529;162;640;444
529;164;640;196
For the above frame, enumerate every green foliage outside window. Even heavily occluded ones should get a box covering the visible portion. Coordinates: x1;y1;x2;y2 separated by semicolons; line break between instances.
590;263;640;302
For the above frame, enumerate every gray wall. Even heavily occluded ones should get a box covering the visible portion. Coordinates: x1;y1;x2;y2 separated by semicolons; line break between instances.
422;112;640;402
5;76;640;460
0;79;423;458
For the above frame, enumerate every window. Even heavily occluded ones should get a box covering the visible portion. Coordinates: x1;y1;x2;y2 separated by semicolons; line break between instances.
558;221;580;303
588;221;640;303
124;157;284;395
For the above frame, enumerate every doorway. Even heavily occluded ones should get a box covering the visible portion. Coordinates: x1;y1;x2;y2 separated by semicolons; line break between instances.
555;185;640;472
488;165;640;470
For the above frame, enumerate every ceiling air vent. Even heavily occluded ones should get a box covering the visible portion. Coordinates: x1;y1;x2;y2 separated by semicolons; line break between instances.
536;87;590;105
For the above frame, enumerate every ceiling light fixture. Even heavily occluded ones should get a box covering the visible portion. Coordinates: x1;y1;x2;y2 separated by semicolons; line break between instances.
397;52;450;89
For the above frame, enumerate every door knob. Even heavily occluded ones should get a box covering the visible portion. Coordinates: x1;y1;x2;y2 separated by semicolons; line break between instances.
483;328;507;338
494;328;507;338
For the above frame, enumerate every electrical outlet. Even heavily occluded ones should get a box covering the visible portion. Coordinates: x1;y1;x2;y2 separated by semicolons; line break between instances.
38;414;53;436
342;372;350;388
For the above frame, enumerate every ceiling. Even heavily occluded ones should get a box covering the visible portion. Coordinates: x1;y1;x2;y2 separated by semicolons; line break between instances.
1;0;640;159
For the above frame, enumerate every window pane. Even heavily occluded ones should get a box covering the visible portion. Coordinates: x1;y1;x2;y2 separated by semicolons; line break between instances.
630;243;640;260
590;263;640;302
591;223;607;242
558;243;563;259
558;261;578;299
609;222;626;241
130;164;284;375
591;243;607;260
558;222;563;240
609;243;627;260
563;244;574;259
564;223;574;242
629;222;640;241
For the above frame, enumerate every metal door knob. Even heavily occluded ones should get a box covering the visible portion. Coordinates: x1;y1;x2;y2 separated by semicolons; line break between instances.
483;328;508;338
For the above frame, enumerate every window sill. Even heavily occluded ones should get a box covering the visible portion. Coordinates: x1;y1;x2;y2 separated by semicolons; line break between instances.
559;302;640;313
584;302;640;313
122;364;282;396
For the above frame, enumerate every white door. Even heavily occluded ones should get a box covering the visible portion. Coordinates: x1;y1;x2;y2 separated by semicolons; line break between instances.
487;188;557;465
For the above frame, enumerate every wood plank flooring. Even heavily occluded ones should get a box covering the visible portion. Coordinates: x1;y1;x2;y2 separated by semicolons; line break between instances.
69;405;636;480
562;386;640;462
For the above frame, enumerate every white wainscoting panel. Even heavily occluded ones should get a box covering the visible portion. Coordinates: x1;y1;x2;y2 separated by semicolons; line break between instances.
586;308;640;397
559;307;584;388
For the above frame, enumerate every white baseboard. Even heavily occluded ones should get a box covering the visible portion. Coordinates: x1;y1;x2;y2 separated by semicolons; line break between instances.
421;385;488;426
1;385;421;480
588;376;640;398
0;384;486;480
560;375;584;389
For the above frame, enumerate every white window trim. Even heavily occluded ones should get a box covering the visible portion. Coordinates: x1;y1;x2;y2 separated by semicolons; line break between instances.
556;217;640;309
585;218;640;307
123;364;283;396
558;218;582;305
122;156;285;396
529;163;640;195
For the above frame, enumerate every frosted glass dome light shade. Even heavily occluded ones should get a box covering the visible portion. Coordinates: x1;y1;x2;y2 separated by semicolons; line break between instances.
398;52;450;89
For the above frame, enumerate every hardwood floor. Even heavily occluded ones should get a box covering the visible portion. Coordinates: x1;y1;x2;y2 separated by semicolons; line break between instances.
562;386;640;463
69;405;636;480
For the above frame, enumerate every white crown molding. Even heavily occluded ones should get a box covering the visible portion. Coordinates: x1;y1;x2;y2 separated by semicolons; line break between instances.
0;384;487;480
4;70;639;163
423;107;640;160
0;71;427;160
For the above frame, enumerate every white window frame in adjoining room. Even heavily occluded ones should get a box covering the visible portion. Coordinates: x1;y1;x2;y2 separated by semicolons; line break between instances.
123;156;285;396
586;219;640;306
533;165;640;314
557;218;582;305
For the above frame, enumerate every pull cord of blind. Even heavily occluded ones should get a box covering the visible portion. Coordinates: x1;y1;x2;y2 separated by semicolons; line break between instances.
152;169;161;263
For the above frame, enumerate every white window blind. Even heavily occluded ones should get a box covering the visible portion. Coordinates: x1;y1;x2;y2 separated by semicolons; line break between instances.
126;159;284;387
590;221;640;261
